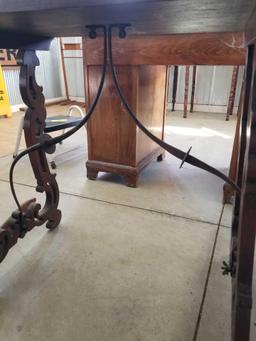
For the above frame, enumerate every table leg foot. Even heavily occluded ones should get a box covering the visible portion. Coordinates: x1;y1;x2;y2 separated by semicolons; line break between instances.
223;183;234;204
87;168;99;180
157;153;165;162
124;174;138;188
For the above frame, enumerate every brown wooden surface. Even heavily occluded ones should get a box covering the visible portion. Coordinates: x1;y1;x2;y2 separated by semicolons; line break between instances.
87;65;137;166
231;42;256;341
85;60;166;186
85;33;245;66
230;6;256;339
0;0;254;43
136;65;167;163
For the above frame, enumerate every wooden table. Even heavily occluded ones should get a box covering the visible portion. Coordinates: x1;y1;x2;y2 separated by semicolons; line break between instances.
83;37;167;187
83;33;245;186
0;1;255;340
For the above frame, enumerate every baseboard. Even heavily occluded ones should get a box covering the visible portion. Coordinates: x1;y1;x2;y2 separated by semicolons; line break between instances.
69;96;85;103
11;96;67;113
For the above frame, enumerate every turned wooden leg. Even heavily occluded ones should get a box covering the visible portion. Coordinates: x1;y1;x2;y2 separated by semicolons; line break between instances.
172;65;178;111
124;174;138;188
183;66;190;118
226;66;239;121
190;65;196;113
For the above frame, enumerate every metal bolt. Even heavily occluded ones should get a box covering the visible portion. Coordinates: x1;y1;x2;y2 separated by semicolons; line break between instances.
89;30;97;39
119;28;126;39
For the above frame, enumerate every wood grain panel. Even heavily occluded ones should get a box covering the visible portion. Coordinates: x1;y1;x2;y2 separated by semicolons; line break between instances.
0;0;253;41
86;65;137;166
85;33;245;66
84;33;167;186
136;65;167;163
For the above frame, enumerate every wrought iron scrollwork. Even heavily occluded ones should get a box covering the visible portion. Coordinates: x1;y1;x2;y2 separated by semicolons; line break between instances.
107;24;240;193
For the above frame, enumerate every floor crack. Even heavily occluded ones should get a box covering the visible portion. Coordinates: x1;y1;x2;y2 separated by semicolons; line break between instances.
192;204;225;341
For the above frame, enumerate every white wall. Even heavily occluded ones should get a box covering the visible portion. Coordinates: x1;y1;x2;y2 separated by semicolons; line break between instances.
3;39;64;111
167;65;244;113
62;37;85;101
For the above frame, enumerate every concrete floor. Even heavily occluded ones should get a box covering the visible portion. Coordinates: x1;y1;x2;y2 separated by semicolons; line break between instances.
0;108;255;341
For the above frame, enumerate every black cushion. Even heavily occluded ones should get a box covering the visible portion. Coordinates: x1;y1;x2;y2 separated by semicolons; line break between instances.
44;115;83;133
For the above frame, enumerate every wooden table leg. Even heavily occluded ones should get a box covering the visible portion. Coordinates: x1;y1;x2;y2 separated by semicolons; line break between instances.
226;65;239;121
231;43;256;341
183;66;190;118
190;65;197;113
172;65;178;111
223;80;244;204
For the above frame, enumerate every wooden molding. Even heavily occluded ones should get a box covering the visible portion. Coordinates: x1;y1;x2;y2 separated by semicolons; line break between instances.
84;32;245;66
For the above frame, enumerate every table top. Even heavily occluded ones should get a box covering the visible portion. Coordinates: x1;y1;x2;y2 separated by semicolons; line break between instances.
0;0;255;48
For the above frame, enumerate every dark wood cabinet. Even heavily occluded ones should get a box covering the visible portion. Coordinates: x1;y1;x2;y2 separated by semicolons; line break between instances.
84;40;168;187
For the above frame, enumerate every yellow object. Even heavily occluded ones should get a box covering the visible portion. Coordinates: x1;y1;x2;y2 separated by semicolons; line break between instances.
0;65;12;117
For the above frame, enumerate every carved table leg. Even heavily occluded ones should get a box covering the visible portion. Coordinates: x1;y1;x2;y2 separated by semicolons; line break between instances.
0;48;61;262
20;50;62;229
183;66;190;118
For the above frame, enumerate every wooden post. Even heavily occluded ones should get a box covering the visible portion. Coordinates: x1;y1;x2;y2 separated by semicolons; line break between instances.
172;65;178;111
183;65;190;118
226;65;239;121
190;65;197;112
222;80;244;204
59;38;70;101
231;43;256;341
